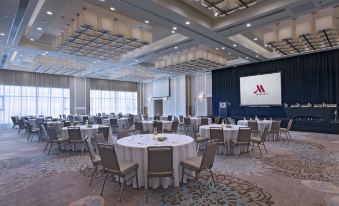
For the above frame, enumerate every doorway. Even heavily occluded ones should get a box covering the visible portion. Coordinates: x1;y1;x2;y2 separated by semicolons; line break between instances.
154;100;163;116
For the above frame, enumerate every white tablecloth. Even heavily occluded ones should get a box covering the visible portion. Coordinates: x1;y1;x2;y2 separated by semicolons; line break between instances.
117;133;197;188
102;118;129;129
61;124;113;144
142;120;172;132
237;120;272;134
199;124;247;154
190;117;212;129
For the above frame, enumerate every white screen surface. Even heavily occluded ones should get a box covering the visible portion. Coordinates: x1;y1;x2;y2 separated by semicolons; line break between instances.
152;78;169;98
240;72;282;106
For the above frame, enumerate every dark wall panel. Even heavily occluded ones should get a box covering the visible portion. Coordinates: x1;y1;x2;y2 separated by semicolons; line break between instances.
212;49;339;117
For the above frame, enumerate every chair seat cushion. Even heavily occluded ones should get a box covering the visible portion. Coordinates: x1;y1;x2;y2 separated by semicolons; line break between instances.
250;137;261;143
119;161;138;175
231;139;250;145
280;128;288;132
181;157;202;171
251;130;260;133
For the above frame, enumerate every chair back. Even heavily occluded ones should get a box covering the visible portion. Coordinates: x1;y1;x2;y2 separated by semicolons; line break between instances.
110;118;118;126
40;124;48;139
26;122;33;133
153;121;163;132
67;127;82;141
117;130;129;139
45;126;58;141
287;119;293;131
209;127;224;143
236;128;251;143
226;117;233;125
170;121;179;132
271;120;281;131
85;136;97;164
135;121;144;132
97;143;121;174
261;125;269;142
11;116;17;125
247;120;259;130
201;117;209;126
62;114;67;120
185;125;197;141
167;115;172;121
128;117;133;128
154;116;160;121
118;113;123;118
96;117;103;124
18;119;25;129
200;141;218;171
94;132;106;143
215;116;221;124
82;116;89;123
184;117;191;125
147;146;173;177
98;126;109;141
64;121;71;127
143;115;148;121
173;116;179;122
179;115;184;123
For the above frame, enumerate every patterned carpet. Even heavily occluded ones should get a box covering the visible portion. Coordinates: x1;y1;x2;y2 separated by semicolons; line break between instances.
0;127;339;205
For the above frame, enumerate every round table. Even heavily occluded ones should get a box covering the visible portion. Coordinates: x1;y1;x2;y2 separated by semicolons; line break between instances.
237;120;272;134
199;124;247;154
142;120;172;132
102;118;129;129
190;117;212;129
61;124;113;144
117;133;197;188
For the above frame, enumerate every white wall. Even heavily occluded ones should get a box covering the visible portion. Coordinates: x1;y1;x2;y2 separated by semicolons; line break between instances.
191;72;212;116
142;75;186;117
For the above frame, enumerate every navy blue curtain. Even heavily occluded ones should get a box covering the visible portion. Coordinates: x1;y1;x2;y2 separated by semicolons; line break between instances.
212;49;339;117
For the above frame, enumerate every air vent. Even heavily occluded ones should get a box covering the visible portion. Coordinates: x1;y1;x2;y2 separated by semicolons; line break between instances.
290;2;316;15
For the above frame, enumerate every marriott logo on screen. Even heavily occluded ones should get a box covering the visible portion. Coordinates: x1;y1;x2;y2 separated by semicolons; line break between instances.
254;85;268;95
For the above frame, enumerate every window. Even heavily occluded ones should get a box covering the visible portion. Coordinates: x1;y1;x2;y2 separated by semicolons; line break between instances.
90;90;137;115
0;85;70;124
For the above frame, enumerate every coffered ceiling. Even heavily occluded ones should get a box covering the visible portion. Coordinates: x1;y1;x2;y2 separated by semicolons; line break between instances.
0;0;338;82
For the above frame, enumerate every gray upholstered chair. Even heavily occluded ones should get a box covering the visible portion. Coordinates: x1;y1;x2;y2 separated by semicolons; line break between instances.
201;117;209;126
152;121;163;133
117;130;129;139
44;125;66;154
280;119;293;140
164;121;179;133
230;127;251;158
135;121;147;134
98;126;110;142
209;127;226;153
67;127;85;154
85;136;102;186
93;132;106;143
146;146;174;202
97;143;139;202
185;125;208;151
250;125;269;156
269;120;281;141
247;120;260;136
180;141;218;196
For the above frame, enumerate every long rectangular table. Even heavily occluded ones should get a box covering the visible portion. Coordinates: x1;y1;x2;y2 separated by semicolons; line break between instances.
284;107;336;122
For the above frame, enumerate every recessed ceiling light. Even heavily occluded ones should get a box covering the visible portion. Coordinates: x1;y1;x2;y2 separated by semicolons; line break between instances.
171;30;175;34
172;26;177;30
214;12;218;16
0;33;5;36
216;48;219;50
110;7;115;11
228;52;231;55
185;21;190;25
174;46;178;49
37;27;42;31
254;38;258;41
93;61;97;64
29;38;35;41
256;55;259;58
42;53;46;56
99;0;105;2
264;44;268;47
246;23;251;27
245;56;248;59
144;20;149;24
233;44;237;47
20;54;23;57
46;11;53;15
135;59;138;62
221;47;225;50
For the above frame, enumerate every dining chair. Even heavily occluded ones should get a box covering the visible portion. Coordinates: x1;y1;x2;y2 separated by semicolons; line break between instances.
164;121;179;133
98;126;110;142
117;130;129;139
110;118;119;133
26;122;40;142
44;125;66;154
209;127;226;154
146;146;174;202
230;127;251;158
135;121;147;134
167;115;173;121
18;119;26;134
250;125;269;156
85;136;102;186
180;141;218;196
97;143;139;202
247;120;260;137
269;120;281;141
153;121;163;133
185;125;208;151
280;119;293;140
67;127;86;154
201;117;209;126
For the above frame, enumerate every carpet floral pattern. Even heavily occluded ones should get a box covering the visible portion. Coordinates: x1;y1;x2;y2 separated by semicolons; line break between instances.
145;172;274;206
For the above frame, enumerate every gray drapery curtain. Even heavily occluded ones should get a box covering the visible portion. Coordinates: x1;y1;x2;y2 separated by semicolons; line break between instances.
0;69;70;88
89;78;138;92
